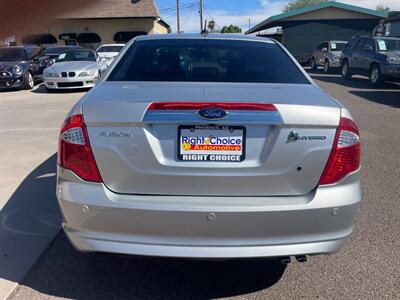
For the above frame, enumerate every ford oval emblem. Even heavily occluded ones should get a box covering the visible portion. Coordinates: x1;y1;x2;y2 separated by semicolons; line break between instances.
197;108;227;120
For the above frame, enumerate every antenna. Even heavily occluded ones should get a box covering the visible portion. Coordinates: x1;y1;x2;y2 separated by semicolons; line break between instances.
201;19;208;35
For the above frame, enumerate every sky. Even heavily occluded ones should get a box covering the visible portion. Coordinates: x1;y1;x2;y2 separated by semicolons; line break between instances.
156;0;400;33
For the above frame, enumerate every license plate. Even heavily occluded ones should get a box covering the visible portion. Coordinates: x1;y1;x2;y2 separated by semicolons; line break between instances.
178;125;246;162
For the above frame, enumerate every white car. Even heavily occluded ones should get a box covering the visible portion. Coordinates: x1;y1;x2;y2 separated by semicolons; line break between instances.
96;44;125;67
43;49;107;90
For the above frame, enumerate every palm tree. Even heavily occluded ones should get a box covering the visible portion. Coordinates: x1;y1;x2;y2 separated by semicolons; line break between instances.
208;20;216;32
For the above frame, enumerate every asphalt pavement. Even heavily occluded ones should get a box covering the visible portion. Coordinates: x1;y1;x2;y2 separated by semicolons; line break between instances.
3;73;400;299
0;85;85;299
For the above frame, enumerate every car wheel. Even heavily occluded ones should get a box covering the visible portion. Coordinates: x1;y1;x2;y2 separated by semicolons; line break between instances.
323;60;330;73
341;61;352;80
310;57;317;70
369;65;383;86
22;72;35;90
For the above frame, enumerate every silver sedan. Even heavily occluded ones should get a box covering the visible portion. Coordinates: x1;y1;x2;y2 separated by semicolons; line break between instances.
57;34;361;259
43;49;106;90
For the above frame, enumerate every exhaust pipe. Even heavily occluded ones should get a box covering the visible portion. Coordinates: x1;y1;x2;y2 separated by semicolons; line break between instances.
295;255;308;263
280;257;291;265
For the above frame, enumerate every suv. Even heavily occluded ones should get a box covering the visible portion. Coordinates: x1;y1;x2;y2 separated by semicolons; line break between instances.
311;41;347;73
341;36;400;85
0;46;43;90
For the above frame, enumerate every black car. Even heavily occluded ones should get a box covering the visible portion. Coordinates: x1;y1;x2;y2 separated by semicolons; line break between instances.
39;45;82;71
341;35;400;85
0;46;43;90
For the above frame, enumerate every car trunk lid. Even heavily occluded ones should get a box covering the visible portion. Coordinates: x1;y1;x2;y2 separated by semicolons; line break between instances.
83;81;340;196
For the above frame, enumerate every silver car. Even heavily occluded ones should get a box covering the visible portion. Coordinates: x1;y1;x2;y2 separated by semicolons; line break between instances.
311;41;348;73
43;49;106;90
57;34;361;259
96;44;125;67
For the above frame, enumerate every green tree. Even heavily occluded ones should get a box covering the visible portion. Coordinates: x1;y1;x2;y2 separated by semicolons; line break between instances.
207;20;216;32
284;0;332;12
221;24;242;34
376;4;390;13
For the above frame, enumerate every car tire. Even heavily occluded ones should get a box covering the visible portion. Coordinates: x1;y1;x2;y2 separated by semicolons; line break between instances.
323;60;330;74
369;64;383;86
341;61;352;80
310;57;317;70
22;72;35;90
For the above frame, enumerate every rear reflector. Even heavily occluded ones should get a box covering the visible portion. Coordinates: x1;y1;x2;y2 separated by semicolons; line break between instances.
319;117;360;185
58;114;102;182
148;102;277;111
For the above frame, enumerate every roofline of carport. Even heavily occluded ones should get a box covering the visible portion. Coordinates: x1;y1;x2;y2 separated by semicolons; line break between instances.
54;16;160;20
246;1;388;34
53;16;171;31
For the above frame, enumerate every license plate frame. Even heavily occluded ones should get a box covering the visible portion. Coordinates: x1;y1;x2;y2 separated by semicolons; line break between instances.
177;125;246;162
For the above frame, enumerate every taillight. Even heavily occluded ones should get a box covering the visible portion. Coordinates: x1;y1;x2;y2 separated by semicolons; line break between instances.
319;117;360;185
58;114;102;182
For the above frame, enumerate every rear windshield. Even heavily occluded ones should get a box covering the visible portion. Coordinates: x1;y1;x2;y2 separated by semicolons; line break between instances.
108;39;309;84
97;45;124;53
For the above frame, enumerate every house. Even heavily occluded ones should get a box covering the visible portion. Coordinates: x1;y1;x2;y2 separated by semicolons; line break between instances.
8;0;171;48
374;12;400;37
246;1;387;64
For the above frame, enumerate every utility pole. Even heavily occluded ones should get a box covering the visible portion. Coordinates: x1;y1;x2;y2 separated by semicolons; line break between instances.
199;0;204;32
176;0;181;33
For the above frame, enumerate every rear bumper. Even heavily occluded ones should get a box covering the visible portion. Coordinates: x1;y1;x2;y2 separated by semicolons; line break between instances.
57;167;361;258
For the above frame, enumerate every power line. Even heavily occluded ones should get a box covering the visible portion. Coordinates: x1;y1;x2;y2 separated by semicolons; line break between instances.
174;0;198;33
159;2;195;13
204;8;221;31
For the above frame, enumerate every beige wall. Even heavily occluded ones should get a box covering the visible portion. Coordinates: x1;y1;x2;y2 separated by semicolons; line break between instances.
12;17;169;45
152;21;169;34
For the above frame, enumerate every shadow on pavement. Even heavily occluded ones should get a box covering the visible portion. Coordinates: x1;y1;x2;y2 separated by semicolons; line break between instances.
18;232;286;299
307;69;400;90
3;154;286;299
31;84;91;94
349;91;400;108
0;154;61;283
0;88;20;93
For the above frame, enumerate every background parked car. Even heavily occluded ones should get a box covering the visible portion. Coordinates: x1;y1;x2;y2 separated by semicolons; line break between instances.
39;45;82;72
96;44;125;67
310;41;347;73
341;36;400;85
0;45;43;90
43;48;107;91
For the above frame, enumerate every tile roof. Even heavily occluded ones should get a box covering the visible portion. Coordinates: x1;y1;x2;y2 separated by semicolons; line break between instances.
58;0;159;19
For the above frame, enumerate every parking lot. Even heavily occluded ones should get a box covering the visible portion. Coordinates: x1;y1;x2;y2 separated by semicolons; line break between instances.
1;72;399;299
